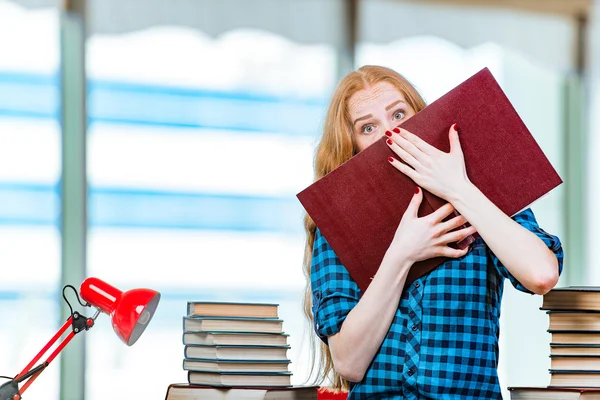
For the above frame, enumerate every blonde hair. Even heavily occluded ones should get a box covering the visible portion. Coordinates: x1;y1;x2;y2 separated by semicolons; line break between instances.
302;65;427;391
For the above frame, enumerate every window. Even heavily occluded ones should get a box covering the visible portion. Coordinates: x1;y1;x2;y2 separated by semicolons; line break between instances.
0;3;61;399
85;27;336;398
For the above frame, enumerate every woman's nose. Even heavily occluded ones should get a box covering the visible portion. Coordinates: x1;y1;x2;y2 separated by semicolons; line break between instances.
379;123;394;138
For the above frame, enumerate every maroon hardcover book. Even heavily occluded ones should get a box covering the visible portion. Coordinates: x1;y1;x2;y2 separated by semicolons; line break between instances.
297;68;562;293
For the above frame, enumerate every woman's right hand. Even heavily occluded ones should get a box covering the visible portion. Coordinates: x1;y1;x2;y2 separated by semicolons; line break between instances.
387;187;477;264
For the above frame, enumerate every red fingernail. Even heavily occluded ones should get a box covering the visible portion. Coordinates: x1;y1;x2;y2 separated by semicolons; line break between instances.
393;127;401;133
415;187;420;194
453;123;459;132
386;138;393;145
384;130;392;137
388;156;394;163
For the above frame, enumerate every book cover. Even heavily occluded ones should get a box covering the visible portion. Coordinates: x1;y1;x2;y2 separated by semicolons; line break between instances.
297;67;562;292
549;370;600;388
187;371;292;387
183;331;289;347
550;331;600;345
187;301;279;319
543;287;600;311
183;358;291;373
547;311;600;331
183;316;284;334
184;344;290;361
551;344;600;356
550;355;600;370
509;386;600;400
165;383;318;400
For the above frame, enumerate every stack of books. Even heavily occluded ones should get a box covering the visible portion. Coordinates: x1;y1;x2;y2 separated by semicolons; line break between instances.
543;287;600;388
509;287;600;399
165;301;318;400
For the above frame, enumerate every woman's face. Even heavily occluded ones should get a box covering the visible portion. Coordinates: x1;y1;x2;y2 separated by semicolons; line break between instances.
348;81;416;152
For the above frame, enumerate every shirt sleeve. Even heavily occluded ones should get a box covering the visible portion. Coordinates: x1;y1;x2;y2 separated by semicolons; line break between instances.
488;208;564;294
311;229;361;345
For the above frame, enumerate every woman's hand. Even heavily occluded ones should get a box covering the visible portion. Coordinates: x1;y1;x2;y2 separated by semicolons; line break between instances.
386;187;476;264
386;124;470;202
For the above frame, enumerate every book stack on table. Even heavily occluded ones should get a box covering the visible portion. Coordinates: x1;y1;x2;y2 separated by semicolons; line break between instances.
165;301;317;400
509;287;600;399
182;301;292;387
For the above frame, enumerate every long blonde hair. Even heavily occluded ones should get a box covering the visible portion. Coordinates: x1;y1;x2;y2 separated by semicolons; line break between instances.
302;65;427;391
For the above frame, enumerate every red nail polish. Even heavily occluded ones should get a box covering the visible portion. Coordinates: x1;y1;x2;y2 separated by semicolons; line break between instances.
388;156;394;163
453;123;459;133
384;130;392;137
415;187;420;194
386;138;393;145
393;127;401;133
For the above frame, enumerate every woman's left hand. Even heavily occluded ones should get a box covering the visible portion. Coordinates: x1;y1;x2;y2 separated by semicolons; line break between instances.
386;124;470;202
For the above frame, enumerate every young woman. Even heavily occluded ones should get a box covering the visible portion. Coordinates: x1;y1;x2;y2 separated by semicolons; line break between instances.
303;65;563;399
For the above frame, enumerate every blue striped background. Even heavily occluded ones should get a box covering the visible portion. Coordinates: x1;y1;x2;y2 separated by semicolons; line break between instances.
0;72;326;135
0;72;324;231
0;183;304;233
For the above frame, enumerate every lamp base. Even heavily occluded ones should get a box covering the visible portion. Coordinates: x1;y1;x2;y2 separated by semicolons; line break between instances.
0;379;20;400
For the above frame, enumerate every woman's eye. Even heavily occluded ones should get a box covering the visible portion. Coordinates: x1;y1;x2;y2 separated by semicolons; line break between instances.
393;110;405;120
361;124;375;135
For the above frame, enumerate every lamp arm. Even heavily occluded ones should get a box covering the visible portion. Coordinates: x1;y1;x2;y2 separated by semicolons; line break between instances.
17;326;77;396
0;311;95;400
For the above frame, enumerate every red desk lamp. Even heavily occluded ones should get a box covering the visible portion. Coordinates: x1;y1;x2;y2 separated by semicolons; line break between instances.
0;277;160;400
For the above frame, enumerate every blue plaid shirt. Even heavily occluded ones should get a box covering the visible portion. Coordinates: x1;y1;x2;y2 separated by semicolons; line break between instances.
311;208;563;399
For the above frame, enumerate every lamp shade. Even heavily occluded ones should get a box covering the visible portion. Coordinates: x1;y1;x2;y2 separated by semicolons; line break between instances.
79;277;161;346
